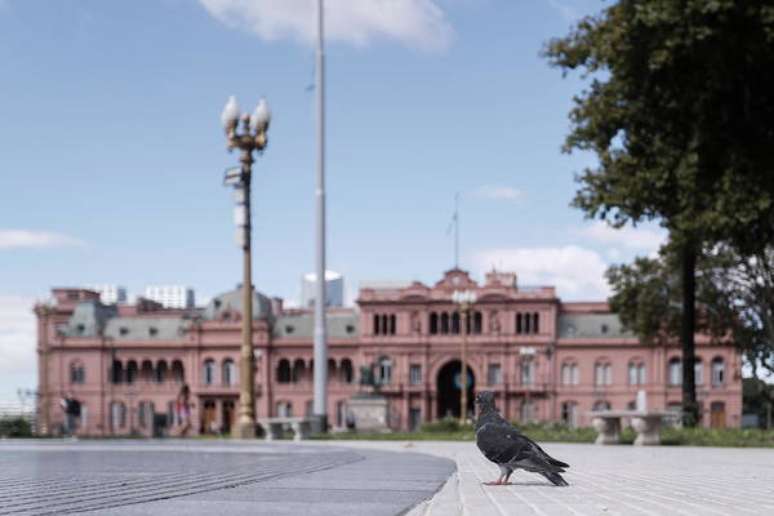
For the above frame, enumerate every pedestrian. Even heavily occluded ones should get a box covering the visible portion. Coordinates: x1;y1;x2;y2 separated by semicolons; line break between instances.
176;384;191;437
60;392;80;438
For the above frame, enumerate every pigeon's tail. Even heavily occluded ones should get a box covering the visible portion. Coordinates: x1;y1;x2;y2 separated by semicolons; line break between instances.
548;457;569;469
541;471;569;487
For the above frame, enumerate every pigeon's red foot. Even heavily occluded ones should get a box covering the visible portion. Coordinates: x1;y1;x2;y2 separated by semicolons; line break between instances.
484;479;510;486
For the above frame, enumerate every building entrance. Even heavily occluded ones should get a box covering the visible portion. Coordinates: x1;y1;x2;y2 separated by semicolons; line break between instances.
436;360;475;420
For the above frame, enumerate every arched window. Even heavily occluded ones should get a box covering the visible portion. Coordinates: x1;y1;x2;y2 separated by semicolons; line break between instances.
110;360;123;384
473;311;482;334
171;360;185;383
532;313;539;334
381;315;389;335
516;313;523;334
389;314;396;335
451;312;460;334
711;357;725;386
156;360;168;383
377;356;392;385
694;358;704;385
276;401;292;417
140;360;154;382
138;401;155;428
328;358;337;377
524;313;531;334
440;313;450;334
202;359;216;385
110;401;126;430
668;357;682;386
69;361;85;384
429;313;438;335
593;400;611;412
340;358;354;384
292;359;306;383
222;359;236;387
561;401;578;428
126;360;138;384
373;314;380;335
637;364;646;385
594;362;612;386
277;359;291;383
561;362;578;386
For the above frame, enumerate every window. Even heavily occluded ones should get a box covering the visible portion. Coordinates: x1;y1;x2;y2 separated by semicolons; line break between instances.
156;361;168;383
389;314;396;335
429;313;438;335
561;363;578;386
532;313;539;334
341;359;354;384
373;314;380;335
276;401;292;417
601;324;609;334
521;358;534;386
148;326;158;337
346;324;355;334
377;356;392;385
202;359;216;385
451;312;461;334
561;401;578;428
110;401;126;430
487;364;502;385
409;408;422;431
695;359;704;385
222;359;236;386
520;400;535;423
595;362;612;386
440;313;449;334
637;364;646;385
473;312;483;334
138;401;155;428
668;358;682;386
119;327;129;336
628;362;646;386
409;364;422;385
711;357;725;386
293;359;306;383
70;361;85;384
516;313;523;334
593;400;611;412
126;361;138;384
276;359;291;383
171;360;185;382
285;325;295;334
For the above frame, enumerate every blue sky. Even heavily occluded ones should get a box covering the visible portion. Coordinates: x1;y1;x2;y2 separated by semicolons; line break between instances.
0;0;669;399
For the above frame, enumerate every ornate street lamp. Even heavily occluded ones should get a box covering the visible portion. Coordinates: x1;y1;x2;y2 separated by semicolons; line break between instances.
452;289;477;424
221;95;271;439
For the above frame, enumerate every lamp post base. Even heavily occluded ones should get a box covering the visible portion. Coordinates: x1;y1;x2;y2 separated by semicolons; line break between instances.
232;417;257;439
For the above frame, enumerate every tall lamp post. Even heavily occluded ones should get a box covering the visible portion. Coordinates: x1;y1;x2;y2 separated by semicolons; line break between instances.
452;289;477;424
221;95;271;439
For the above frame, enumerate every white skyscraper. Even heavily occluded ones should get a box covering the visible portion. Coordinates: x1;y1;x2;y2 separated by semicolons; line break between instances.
86;284;128;305
143;285;195;309
301;270;344;308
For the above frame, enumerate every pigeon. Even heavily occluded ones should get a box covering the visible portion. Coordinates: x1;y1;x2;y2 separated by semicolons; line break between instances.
474;391;569;486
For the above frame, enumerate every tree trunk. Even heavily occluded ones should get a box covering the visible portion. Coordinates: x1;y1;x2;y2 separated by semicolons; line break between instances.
681;242;699;427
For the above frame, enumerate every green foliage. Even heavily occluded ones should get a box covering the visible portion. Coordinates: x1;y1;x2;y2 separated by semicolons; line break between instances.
420;417;469;433
0;417;33;438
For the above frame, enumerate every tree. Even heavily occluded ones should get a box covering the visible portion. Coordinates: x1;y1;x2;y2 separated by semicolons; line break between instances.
545;0;774;425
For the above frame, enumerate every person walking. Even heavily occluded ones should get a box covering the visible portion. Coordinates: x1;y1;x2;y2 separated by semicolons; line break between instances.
60;392;81;438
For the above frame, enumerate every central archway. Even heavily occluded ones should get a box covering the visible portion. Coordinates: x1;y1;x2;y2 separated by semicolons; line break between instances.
436;360;475;420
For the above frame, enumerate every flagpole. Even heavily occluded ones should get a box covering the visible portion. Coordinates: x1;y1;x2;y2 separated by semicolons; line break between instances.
454;193;459;268
312;0;328;433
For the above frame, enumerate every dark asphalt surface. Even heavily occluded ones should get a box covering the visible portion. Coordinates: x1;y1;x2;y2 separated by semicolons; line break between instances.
0;440;455;515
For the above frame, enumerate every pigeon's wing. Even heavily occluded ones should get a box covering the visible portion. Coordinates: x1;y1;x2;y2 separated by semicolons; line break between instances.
476;421;529;465
507;434;569;473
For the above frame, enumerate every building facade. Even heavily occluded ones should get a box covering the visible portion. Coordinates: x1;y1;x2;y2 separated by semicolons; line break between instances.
35;269;742;437
143;285;195;309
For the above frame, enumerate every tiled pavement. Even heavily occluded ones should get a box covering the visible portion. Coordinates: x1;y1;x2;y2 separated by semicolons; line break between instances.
309;440;774;516
0;440;453;515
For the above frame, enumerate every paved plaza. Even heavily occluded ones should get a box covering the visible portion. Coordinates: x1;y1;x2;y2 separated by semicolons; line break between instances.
312;440;774;516
1;439;774;515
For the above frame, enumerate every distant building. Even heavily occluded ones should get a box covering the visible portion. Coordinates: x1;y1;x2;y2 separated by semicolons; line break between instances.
34;268;743;437
301;270;344;308
86;285;127;305
143;285;194;309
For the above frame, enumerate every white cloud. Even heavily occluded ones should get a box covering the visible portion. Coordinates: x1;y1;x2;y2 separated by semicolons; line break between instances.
0;230;84;250
580;221;666;254
473;245;610;300
0;296;37;398
474;185;523;202
199;0;453;51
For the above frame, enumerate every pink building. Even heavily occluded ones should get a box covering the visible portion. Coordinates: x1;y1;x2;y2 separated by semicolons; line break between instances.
34;269;742;436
